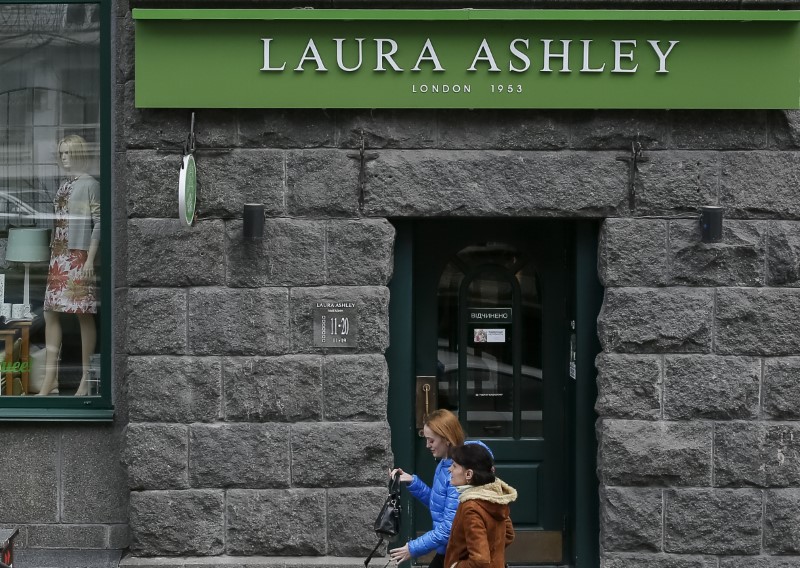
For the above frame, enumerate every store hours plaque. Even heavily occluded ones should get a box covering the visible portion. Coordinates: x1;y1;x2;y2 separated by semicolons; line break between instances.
313;302;358;348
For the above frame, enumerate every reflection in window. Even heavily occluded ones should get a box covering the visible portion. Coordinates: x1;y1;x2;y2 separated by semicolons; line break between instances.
437;242;543;439
0;4;102;398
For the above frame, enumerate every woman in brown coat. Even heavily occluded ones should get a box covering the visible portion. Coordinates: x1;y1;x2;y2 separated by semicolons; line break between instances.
444;443;517;568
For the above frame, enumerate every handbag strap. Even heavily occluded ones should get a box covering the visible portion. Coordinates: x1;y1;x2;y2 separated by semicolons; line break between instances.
388;471;401;496
364;537;384;568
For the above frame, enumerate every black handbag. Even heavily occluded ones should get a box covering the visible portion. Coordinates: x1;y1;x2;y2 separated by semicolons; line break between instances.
364;472;402;567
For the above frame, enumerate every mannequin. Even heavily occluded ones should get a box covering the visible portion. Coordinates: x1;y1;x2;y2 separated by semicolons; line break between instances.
37;135;100;396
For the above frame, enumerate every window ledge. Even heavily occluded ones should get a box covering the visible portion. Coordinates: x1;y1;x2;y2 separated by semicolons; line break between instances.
0;407;114;422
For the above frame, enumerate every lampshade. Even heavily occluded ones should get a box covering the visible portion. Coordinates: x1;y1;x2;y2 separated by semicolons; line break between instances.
6;228;50;263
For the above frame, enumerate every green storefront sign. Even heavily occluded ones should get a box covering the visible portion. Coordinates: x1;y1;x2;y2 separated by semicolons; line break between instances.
133;9;800;109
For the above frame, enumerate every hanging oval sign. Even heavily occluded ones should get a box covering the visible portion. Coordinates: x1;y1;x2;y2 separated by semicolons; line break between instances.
178;154;197;226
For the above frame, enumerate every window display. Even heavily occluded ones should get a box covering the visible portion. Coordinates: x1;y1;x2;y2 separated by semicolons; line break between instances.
0;3;103;399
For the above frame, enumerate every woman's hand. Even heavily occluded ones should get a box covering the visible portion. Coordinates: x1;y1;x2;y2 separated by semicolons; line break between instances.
390;468;413;484
389;543;412;564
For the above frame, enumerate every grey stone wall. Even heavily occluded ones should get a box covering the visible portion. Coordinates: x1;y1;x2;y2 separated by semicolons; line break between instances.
115;0;800;566
117;102;800;568
0;424;129;555
596;168;800;566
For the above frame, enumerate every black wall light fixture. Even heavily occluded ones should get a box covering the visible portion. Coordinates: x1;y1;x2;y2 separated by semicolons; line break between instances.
700;206;723;243
243;203;265;240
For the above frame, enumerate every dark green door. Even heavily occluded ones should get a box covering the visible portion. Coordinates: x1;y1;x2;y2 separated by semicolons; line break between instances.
407;219;572;565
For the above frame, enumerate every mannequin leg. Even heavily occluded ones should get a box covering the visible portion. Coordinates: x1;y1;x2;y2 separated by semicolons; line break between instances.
74;313;96;396
38;310;62;396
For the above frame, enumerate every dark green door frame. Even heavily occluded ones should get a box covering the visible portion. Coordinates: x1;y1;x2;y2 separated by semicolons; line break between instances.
387;220;417;546
386;219;601;568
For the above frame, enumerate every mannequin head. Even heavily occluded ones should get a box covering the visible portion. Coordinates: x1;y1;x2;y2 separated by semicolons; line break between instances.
58;135;91;174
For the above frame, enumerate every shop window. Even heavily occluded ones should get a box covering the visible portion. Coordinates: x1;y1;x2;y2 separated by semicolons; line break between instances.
0;1;111;420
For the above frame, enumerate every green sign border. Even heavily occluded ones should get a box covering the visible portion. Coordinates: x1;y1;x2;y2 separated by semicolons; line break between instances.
134;9;800;110
133;9;800;21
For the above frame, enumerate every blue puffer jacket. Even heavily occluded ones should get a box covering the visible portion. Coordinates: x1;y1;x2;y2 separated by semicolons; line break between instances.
406;440;494;557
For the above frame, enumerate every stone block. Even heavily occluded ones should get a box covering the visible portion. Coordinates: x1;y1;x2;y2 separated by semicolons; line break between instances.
115;15;134;85
326;219;396;286
291;422;391;487
192;111;241;149
61;426;129;523
188;288;290;356
602;554;718;568
109;523;131;549
237;109;337;148
670;111;768;150
115;86;127;161
769;110;800;149
597;218;668;287
716;288;800;356
0;525;26;548
114;289;129;358
114;214;129;290
363;150;626;217
27;524;107;549
127;219;225;287
664;489;762;555
765;489;800;553
663;355;760;420
714;422;766;488
721;558;800;568
286;150;361;217
123;82;186;151
598;419;712;486
114;353;130;425
715;422;800;488
569;110;668;150
635;152;718;215
195;150;285;218
226;219;326;288
123;423;188;490
124;93;238;150
189;424;290;489
764;358;800;419
127;356;221;423
223;221;270;287
669;220;766;287
129;490;224;556
597;288;714;353
720;152;800;219
437;110;570;150
594;354;661;420
225;489;325;555
323;355;388;421
115;0;130;21
17;549;123;568
327;487;388;555
338;109;438;149
125;150;181;218
126;288;187;355
600;487;662;552
0;427;58;523
289;287;390;354
223;355;322;422
767;222;800;286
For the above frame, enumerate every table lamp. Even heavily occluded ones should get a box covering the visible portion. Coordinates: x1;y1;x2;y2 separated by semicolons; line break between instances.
6;228;50;319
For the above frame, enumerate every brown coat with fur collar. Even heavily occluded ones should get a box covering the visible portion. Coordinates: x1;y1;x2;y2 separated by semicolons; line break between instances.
443;479;517;568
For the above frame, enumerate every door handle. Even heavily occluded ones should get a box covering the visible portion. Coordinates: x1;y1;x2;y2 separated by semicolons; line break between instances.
416;375;438;434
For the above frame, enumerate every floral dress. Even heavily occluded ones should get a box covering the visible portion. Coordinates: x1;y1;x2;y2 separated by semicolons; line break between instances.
43;177;97;314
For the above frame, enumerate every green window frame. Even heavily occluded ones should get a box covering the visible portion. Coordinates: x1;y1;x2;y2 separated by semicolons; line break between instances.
0;0;112;421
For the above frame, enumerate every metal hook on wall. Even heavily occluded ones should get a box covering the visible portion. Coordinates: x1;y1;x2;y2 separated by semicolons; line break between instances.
183;111;196;158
